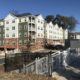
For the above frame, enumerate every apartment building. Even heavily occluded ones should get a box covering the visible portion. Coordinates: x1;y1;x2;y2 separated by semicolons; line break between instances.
45;22;68;46
69;32;80;55
35;15;45;49
3;13;45;52
0;13;68;52
69;32;80;39
0;20;4;49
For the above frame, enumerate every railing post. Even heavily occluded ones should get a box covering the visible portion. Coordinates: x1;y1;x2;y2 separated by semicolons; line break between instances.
58;51;62;69
4;52;7;72
48;51;52;76
35;58;38;74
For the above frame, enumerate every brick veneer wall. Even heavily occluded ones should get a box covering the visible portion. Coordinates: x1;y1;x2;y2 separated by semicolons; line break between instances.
4;38;18;48
4;38;65;52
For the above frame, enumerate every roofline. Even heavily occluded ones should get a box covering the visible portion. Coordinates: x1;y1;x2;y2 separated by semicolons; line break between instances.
69;32;80;34
0;19;4;21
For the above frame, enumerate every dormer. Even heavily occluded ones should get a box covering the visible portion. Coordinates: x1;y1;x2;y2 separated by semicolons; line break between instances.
4;13;18;25
4;13;17;21
35;14;44;23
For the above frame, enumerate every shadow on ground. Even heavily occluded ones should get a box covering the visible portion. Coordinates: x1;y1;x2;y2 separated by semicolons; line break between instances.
69;56;80;70
54;67;80;80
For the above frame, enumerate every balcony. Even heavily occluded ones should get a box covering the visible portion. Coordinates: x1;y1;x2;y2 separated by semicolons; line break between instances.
29;20;35;23
31;35;35;39
29;17;35;23
29;27;36;32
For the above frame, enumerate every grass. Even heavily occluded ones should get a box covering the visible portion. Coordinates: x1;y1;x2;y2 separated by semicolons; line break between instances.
0;72;56;80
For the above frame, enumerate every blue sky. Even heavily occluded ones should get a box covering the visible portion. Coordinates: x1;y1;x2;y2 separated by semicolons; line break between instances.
0;0;80;31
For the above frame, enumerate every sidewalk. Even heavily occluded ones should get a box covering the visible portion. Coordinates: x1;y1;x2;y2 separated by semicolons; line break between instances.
52;72;67;80
65;66;80;74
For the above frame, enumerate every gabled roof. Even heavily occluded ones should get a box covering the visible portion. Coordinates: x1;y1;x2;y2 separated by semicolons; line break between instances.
4;12;33;20
35;14;41;16
35;14;44;21
14;13;32;17
0;19;4;21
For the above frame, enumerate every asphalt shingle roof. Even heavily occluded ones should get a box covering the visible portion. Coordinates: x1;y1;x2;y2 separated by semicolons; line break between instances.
14;13;32;17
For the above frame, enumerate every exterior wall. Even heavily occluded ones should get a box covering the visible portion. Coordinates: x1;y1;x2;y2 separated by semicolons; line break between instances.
45;22;65;45
0;21;4;25
28;16;36;43
70;40;80;48
34;38;44;50
64;29;68;39
76;35;80;39
35;15;44;39
46;22;54;40
19;17;29;23
18;15;36;51
70;40;80;55
0;13;68;52
69;32;80;40
53;24;60;40
0;21;4;48
53;39;64;45
4;14;19;39
18;23;28;44
4;14;19;51
58;27;63;40
19;38;44;52
4;38;18;48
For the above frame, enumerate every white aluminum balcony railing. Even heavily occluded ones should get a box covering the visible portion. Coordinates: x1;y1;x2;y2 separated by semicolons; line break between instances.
29;20;35;23
29;27;36;32
31;35;35;39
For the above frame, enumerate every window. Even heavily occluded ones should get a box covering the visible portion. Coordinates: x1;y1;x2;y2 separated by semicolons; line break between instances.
3;28;5;32
38;33;40;37
12;26;15;30
0;28;2;32
19;18;21;22
25;19;26;22
19;40;22;45
41;22;43;24
49;30;52;33
0;34;1;37
6;34;9;37
19;33;21;37
6;21;9;24
32;17;35;20
3;34;5;37
24;40;27;44
12;20;15;23
24;32;27;37
38;27;40;30
29;23;31;27
49;26;52;28
0;41;1;45
41;28;43;30
19;25;22;30
6;27;9;30
38;19;40;23
32;39;35;43
29;17;31;22
12;33;15;37
32;24;35;27
12;41;16;45
24;25;27;29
